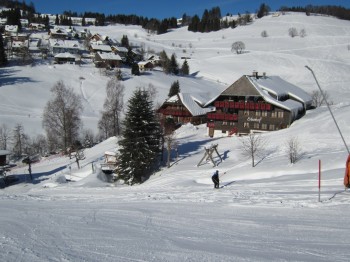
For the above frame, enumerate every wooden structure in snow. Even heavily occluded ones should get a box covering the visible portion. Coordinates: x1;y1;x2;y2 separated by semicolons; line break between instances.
101;151;118;175
197;144;222;167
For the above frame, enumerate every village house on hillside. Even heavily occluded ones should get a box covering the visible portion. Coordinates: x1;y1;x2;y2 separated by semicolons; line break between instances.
158;93;215;126
94;52;122;68
207;72;312;136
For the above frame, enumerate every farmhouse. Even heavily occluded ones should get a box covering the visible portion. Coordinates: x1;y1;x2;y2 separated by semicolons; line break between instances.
138;61;154;72
207;72;312;136
54;52;80;64
49;39;82;55
158;93;215;126
49;27;68;39
94;52;122;68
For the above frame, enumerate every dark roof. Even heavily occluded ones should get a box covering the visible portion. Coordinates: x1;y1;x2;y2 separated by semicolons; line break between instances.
221;76;260;96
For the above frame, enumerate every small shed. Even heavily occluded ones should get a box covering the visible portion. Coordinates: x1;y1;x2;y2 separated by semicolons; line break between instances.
100;151;118;175
0;150;11;166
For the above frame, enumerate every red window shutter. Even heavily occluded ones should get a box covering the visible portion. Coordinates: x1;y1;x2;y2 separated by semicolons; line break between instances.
230;101;235;108
214;101;220;108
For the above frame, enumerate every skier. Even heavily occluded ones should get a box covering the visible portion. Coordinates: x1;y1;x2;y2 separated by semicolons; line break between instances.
212;170;219;189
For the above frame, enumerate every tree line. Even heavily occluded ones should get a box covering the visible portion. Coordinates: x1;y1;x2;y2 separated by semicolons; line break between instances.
280;5;350;21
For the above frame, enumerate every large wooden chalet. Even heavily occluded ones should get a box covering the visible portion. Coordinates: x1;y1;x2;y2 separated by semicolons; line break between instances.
207;72;312;136
158;93;215;126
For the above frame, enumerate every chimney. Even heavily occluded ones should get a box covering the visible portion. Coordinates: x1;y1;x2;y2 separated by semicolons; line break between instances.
252;71;258;79
263;72;266;78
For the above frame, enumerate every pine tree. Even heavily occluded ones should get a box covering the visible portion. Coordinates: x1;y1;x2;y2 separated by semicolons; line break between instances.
121;35;129;48
181;60;189;75
168;80;180;97
117;89;162;184
170;53;179;75
0;34;8;67
55;14;59;25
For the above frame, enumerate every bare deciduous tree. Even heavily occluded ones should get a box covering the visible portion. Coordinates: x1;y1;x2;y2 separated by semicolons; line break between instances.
12;123;28;157
98;77;125;138
286;137;302;164
42;80;83;151
30;134;47;156
164;131;176;168
240;133;267;167
261;30;268;37
0;124;11;150
231;41;246;54
311;90;330;107
288;27;298;37
299;29;307;38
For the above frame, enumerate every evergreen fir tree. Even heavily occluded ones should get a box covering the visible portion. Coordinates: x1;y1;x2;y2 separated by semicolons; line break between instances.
117;89;162;184
180;60;189;75
131;62;140;76
169;53;179;75
121;35;129;48
0;34;8;67
168;80;180;97
126;47;134;66
55;14;59;25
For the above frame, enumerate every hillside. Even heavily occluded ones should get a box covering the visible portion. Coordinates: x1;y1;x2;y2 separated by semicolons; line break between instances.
1;12;350;261
1;12;350;136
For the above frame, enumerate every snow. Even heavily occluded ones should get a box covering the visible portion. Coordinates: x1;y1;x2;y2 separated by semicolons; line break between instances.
249;75;313;108
1;12;350;261
178;92;217;116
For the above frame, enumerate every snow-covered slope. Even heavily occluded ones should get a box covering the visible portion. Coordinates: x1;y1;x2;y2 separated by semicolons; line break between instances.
1;13;350;261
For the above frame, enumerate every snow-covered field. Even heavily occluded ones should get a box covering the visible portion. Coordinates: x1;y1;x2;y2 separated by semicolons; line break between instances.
1;13;350;261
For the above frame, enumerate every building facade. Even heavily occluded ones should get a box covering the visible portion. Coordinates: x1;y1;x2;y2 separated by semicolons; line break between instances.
207;73;312;136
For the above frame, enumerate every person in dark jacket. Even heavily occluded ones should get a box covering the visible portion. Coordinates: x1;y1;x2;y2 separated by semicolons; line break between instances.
212;170;219;188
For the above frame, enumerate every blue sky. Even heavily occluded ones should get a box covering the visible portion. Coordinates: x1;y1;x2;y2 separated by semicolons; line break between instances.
30;0;350;19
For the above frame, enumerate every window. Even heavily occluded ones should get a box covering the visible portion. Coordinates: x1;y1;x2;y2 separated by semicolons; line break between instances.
278;111;284;118
271;111;277;118
254;123;260;129
269;124;275;130
244;110;249;116
262;111;268;117
244;122;250;128
262;123;267;130
256;111;261;117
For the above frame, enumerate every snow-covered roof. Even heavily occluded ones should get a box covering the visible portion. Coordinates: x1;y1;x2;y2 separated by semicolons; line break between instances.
97;52;122;61
49;39;81;49
167;93;215;116
5;25;18;32
0;150;11;156
50;28;68;35
113;46;128;52
90;44;112;52
247;75;312;118
54;53;80;59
